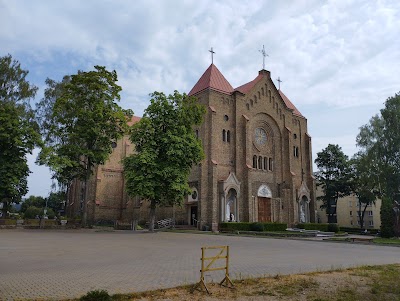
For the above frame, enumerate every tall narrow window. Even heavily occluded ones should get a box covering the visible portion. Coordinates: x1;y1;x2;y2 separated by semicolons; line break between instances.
263;157;267;170
269;158;273;171
227;130;230;143
222;129;226;142
253;155;257;168
195;129;199;139
258;156;262;170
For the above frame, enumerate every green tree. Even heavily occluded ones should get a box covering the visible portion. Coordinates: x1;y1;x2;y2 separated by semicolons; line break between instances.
315;144;352;223
124;91;205;231
36;66;128;226
24;206;42;219
357;92;400;237
350;154;377;230
0;54;40;217
21;195;46;213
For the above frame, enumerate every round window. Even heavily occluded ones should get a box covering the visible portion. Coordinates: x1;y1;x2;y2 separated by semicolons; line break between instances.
254;128;267;145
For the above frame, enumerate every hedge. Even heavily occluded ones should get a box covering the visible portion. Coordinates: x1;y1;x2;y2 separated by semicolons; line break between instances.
296;223;340;233
220;222;287;232
340;227;379;235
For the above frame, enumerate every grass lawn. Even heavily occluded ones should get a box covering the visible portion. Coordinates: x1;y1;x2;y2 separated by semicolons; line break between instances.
74;264;400;301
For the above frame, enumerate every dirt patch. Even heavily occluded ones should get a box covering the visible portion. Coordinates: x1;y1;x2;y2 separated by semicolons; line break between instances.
74;264;400;301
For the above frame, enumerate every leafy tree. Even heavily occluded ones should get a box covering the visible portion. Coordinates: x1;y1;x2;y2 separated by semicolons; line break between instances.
124;91;205;231
36;66;128;225
0;54;40;217
357;92;400;237
350;153;377;230
315;144;352;223
24;206;42;219
21;195;46;213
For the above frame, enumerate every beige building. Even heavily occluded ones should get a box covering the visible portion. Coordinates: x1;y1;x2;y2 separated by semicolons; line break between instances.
67;63;316;231
316;193;381;229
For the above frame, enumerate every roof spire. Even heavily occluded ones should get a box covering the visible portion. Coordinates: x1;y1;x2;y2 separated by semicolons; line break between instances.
277;77;283;90
209;47;215;64
259;45;268;70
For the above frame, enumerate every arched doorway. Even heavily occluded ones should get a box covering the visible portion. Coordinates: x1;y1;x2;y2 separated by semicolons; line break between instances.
258;184;272;222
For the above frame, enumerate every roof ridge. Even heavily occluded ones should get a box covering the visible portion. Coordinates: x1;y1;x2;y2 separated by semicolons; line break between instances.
188;64;233;96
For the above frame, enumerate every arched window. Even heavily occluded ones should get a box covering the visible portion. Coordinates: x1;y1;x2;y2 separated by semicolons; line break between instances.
227;130;230;143
250;99;253;107
258;91;261;99
258;156;263;170
246;103;250;110
253;155;257;168
263;157;267;170
261;87;264;96
269;158;273;171
254;95;257;103
269;90;272;103
222;129;226;142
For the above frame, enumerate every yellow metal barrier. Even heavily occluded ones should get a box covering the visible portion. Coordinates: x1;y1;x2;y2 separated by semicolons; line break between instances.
193;245;234;294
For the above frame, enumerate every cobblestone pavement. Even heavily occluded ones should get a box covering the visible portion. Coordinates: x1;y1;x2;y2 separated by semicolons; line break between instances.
1;229;400;300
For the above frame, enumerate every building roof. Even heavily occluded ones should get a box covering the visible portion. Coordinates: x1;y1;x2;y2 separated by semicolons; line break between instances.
127;115;141;126
234;73;264;94
189;65;303;117
278;90;303;117
188;64;234;96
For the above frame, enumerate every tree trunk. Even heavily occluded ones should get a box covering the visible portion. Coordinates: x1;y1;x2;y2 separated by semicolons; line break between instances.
149;200;156;232
82;161;91;227
327;198;337;223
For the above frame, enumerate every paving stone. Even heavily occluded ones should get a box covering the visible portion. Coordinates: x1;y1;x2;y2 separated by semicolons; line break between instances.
0;229;400;300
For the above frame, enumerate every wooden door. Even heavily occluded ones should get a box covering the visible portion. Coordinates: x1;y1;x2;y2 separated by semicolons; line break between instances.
258;197;271;222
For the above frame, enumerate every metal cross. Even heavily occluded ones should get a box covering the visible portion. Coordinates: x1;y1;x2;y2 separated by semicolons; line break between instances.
259;45;268;69
209;47;215;64
277;77;283;90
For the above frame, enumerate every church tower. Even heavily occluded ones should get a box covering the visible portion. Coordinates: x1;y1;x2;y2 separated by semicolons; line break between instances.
186;63;315;231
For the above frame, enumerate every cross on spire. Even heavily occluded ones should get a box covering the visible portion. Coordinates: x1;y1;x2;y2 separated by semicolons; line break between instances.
259;45;268;70
209;47;215;64
277;77;283;90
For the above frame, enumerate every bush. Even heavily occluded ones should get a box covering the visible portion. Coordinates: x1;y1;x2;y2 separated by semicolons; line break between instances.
80;289;111;301
220;222;287;232
296;223;329;232
250;222;264;232
24;206;42;219
263;223;287;231
220;222;252;231
327;223;340;233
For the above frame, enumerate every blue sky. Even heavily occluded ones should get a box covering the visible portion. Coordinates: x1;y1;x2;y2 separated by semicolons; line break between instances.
1;0;399;197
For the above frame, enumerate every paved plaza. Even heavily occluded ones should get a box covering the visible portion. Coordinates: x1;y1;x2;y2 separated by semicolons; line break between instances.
1;229;400;300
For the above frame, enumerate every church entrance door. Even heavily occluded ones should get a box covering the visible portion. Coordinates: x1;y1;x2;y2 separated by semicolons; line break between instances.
190;206;198;226
258;197;271;222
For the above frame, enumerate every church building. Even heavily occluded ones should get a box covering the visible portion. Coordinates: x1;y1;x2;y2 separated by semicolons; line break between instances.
66;62;315;231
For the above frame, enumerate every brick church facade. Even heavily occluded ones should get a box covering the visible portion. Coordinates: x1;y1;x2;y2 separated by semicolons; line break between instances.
66;64;315;231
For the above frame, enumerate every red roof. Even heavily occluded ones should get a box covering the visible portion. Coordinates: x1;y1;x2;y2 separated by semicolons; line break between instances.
127;115;141;126
234;73;263;94
188;64;234;96
279;90;303;117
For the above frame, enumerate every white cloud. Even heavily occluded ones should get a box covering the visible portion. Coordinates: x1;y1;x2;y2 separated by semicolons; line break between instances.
1;0;399;195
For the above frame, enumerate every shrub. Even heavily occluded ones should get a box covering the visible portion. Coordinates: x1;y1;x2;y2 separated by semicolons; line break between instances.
24;206;42;219
327;223;340;233
80;289;111;301
219;222;252;231
250;222;264;232
220;222;287;232
296;223;329;232
263;223;287;231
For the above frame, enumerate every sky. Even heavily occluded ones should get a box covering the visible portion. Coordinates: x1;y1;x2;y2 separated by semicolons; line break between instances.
1;0;400;197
